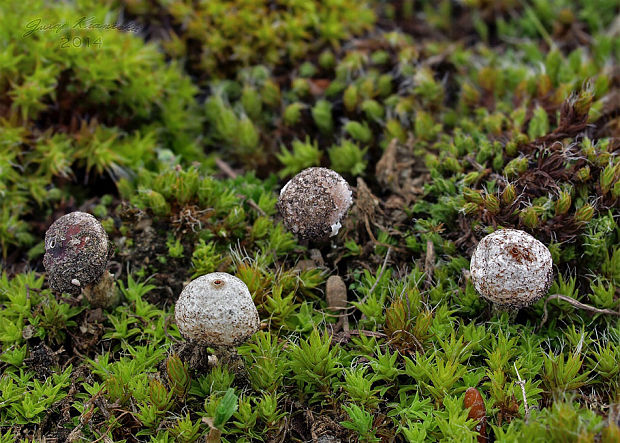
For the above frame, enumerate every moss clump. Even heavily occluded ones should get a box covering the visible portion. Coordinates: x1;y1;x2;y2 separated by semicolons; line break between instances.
0;0;202;257
117;0;377;78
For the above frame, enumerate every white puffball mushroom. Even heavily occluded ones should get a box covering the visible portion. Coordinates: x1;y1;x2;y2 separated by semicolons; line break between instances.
470;229;553;309
175;272;260;346
277;167;353;241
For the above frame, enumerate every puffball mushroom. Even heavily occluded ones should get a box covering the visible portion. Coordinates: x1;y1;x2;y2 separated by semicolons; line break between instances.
470;229;553;309
277;167;353;241
43;211;118;308
175;272;260;346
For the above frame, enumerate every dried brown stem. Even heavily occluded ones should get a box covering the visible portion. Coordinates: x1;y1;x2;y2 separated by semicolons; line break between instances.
423;239;435;290
236;194;267;217
214;157;238;179
215;157;267;217
540;293;620;328
342;246;392;314
514;362;530;423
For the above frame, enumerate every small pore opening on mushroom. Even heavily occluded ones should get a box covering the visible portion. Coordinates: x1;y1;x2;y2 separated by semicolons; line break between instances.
212;279;224;287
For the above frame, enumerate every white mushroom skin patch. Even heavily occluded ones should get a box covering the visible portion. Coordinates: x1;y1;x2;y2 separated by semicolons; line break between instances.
330;221;342;237
175;272;260;346
470;229;553;309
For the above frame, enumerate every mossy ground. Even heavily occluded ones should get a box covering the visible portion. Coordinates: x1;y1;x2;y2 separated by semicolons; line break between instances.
0;0;619;442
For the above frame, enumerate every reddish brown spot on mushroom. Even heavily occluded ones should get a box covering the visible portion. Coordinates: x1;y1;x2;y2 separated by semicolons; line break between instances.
507;244;533;263
48;221;89;260
470;229;553;309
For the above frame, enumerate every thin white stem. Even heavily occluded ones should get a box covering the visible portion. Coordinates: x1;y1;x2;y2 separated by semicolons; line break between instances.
514;362;530;423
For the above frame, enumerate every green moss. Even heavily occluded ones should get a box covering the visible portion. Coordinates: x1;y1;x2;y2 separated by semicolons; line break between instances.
117;0;376;78
0;0;202;255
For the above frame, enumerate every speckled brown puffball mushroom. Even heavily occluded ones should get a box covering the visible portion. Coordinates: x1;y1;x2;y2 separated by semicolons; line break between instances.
277;167;353;241
43;211;118;308
175;272;260;346
470;228;553;310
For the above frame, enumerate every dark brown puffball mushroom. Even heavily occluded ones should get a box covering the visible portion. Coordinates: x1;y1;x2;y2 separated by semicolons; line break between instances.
43;211;109;295
277;167;353;241
470;228;553;309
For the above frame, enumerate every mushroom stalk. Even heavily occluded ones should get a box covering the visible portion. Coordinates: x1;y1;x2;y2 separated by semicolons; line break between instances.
81;270;120;308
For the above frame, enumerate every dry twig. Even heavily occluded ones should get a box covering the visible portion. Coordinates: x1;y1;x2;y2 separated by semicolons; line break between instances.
514;362;530;423
214;157;238;179
215;157;267;216
342;247;392;314
423;239;435;290
540;293;620;328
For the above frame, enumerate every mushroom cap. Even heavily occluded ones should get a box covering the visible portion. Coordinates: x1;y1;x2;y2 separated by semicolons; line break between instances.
43;211;109;295
470;229;553;309
175;272;260;346
277;167;353;240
